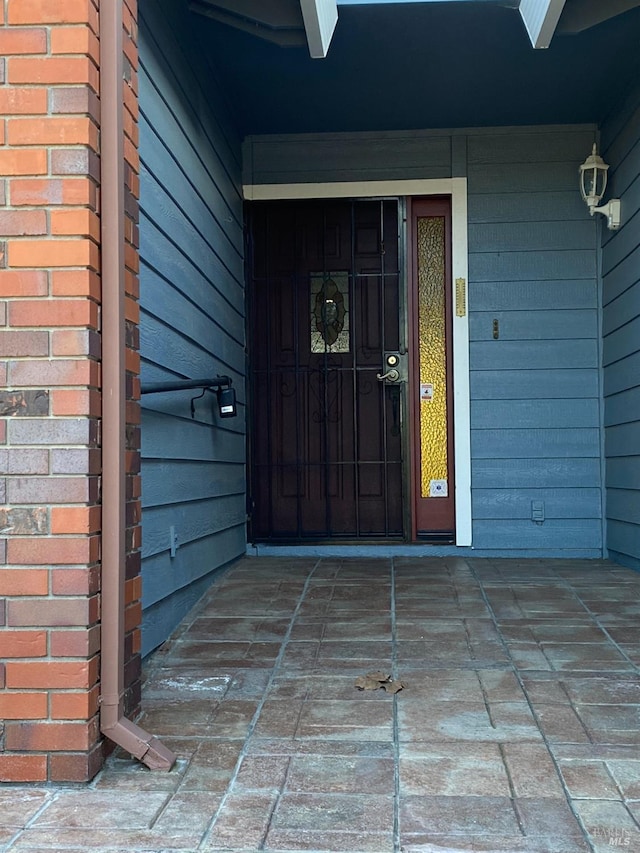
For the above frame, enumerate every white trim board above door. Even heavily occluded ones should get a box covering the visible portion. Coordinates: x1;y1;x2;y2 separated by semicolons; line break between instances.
243;178;472;547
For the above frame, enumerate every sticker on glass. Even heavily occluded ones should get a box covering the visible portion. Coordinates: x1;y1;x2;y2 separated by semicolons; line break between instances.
420;383;434;401
429;479;448;497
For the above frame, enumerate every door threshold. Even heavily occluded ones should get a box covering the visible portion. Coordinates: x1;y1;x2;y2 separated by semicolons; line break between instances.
247;542;466;557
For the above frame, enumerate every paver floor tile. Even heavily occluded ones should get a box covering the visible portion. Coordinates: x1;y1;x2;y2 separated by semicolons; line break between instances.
605;626;640;644
136;698;219;736
396;669;486;702
264;828;394;851
245;737;395;758
521;675;571;704
233;755;291;792
269;792;394;834
606;759;640;799
178;740;243;792
186;617;291;641
558;759;621;799
296;698;393;740
399;743;511;796
28;791;170;830
265;673;396;701
400;794;521;835
400;836;591;852
514;797;586;837
252;699;304;738
4;556;640;853
531;703;591;743
0;792;51;828
572;799;640;852
285;754;395;793
500;621;611;644
151;791;222;834
506;644;556;670
478;669;528;702
202;792;278;850
166;639;282;666
142;672;232;702
583;604;640;624
561;676;640;705
9;828;203;850
399;699;541;742
576;703;640;745
539;643;635;671
502;743;567;798
92;756;185;791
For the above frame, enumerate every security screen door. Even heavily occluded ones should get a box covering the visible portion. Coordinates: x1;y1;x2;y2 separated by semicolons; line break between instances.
247;198;404;541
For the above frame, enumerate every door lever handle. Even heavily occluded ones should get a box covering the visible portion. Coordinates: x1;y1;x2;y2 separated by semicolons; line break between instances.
376;368;400;382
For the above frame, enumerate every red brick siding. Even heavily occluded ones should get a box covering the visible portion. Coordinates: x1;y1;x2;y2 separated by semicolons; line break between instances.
0;0;142;782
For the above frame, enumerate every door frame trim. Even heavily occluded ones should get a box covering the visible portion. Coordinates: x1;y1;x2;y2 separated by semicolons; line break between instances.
243;179;472;547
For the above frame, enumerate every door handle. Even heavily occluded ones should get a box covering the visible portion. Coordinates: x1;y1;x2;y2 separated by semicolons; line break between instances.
376;368;400;382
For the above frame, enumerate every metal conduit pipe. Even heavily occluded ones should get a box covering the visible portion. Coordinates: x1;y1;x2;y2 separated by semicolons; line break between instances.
100;0;176;771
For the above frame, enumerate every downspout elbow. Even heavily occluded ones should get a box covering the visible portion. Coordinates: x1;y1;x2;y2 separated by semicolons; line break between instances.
101;712;176;771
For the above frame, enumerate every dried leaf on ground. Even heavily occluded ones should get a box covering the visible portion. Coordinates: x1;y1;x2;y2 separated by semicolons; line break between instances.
383;680;404;694
366;671;390;682
354;671;404;693
354;674;386;691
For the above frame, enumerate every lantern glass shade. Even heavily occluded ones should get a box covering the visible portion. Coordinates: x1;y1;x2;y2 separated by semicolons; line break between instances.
579;144;609;210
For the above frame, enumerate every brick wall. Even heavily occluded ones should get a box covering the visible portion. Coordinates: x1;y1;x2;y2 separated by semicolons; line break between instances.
0;0;142;782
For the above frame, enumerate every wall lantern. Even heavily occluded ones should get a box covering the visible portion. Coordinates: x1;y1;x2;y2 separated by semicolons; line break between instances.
579;144;621;230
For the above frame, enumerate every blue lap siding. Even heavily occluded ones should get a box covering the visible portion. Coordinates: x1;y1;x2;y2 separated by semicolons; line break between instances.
138;0;246;655
244;126;604;557
601;82;640;571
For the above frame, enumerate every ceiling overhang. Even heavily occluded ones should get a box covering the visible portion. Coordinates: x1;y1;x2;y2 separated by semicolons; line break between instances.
519;0;640;47
189;0;338;57
557;0;640;34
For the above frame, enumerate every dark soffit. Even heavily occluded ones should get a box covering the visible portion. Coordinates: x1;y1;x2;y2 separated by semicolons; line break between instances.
192;1;640;136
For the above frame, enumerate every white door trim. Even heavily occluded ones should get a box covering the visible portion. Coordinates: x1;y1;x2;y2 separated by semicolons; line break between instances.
243;178;472;546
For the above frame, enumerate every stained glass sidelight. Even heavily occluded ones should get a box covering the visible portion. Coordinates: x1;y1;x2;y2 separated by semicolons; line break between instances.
417;217;448;497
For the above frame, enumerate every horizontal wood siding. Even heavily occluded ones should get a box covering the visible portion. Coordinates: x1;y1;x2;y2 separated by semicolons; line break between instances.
243;125;603;556
139;0;245;655
601;83;640;571
243;130;453;184
467;126;602;555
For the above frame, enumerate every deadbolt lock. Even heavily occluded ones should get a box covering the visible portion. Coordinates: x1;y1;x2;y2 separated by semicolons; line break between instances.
376;352;406;383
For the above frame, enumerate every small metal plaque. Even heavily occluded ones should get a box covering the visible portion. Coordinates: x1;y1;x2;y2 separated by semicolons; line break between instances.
455;278;466;317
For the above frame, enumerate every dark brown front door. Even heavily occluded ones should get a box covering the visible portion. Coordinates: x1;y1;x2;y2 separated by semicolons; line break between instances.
247;199;404;541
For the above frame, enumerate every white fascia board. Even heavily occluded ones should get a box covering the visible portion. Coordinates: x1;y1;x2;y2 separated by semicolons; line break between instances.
300;0;338;58
519;0;567;48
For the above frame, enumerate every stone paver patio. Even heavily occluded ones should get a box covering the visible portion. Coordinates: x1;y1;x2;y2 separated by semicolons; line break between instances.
2;556;640;852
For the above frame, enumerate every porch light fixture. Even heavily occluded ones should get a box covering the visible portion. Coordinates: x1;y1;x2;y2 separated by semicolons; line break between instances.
579;144;621;230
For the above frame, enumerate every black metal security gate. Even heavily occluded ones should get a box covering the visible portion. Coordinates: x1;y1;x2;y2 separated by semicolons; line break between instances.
246;198;405;541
